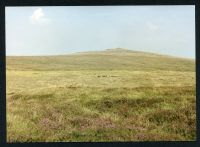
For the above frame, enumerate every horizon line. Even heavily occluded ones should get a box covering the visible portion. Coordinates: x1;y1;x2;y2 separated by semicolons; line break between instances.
6;48;195;60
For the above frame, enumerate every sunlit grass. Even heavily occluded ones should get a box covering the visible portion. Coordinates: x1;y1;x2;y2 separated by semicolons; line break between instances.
6;49;196;142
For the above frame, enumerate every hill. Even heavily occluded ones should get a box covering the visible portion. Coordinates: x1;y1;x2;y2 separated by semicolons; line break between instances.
6;48;196;142
6;48;195;71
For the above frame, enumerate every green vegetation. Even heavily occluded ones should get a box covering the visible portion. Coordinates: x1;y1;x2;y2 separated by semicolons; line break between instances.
6;49;196;142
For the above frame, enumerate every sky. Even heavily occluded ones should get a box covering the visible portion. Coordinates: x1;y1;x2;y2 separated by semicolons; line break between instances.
6;6;195;58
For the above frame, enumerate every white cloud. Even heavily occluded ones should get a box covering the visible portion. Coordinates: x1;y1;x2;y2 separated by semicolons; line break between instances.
30;8;50;25
146;22;159;31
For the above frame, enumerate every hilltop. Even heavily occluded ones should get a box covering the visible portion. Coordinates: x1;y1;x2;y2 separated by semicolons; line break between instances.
6;48;195;71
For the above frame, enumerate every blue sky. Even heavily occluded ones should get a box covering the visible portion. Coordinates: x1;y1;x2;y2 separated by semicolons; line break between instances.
6;6;195;58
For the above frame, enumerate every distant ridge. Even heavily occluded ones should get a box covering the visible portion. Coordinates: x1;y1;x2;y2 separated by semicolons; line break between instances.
6;48;195;72
6;48;194;60
75;48;193;60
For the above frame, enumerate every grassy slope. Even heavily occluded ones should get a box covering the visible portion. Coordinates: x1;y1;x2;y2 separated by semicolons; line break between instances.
6;49;196;142
7;48;194;71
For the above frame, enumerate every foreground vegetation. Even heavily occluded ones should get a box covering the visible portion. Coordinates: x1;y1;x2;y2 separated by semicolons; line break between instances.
6;49;196;142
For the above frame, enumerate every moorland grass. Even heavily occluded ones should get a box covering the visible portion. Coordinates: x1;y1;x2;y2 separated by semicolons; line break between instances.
6;49;196;142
